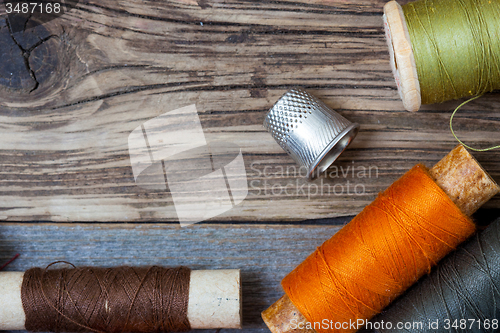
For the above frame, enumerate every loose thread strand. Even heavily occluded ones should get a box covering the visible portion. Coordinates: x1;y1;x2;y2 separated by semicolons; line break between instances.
0;253;20;271
450;95;500;152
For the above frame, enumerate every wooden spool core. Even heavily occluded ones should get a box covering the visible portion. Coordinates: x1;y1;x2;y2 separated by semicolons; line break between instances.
383;0;421;112
262;144;500;333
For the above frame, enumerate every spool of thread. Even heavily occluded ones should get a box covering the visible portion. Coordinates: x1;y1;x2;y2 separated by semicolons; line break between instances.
0;265;241;332
261;145;500;333
363;216;500;333
383;0;500;111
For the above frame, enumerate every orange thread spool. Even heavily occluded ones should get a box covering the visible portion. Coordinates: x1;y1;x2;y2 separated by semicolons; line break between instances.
281;164;475;333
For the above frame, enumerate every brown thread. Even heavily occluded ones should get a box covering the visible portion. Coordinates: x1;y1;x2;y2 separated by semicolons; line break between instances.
21;264;192;333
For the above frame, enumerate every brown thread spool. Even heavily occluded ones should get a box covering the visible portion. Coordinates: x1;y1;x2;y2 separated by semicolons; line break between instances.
261;145;499;333
0;266;241;331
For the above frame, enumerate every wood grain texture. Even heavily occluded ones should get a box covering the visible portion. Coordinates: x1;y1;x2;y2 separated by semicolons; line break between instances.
0;0;499;222
0;223;343;333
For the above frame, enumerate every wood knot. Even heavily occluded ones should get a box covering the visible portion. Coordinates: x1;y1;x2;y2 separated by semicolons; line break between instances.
5;1;80;32
0;16;59;93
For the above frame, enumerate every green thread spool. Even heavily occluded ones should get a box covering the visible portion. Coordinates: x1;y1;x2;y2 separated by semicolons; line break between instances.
404;0;500;105
384;0;500;111
384;0;500;150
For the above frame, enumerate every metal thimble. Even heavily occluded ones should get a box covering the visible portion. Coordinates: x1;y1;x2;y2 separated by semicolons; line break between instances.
263;88;359;180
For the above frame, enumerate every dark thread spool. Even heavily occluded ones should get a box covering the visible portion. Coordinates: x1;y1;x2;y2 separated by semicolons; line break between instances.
21;265;191;333
362;217;500;333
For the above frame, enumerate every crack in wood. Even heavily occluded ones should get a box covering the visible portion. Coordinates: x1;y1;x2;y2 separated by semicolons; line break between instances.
3;17;57;93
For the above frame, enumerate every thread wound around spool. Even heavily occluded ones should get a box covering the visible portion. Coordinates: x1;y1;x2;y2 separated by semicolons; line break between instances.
281;164;475;333
263;89;359;180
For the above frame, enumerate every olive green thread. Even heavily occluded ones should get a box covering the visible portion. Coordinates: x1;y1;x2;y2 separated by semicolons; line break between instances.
403;0;500;105
403;0;500;151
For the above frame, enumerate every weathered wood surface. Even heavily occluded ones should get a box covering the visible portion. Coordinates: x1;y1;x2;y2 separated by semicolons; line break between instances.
0;223;343;333
0;0;499;222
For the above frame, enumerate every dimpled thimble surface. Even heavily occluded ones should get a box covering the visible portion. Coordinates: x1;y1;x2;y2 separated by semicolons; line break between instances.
263;88;359;180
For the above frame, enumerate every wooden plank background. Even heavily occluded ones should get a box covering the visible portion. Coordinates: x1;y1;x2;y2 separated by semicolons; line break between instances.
0;0;498;222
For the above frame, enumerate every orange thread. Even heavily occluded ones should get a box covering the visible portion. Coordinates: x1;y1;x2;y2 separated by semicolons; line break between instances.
281;164;475;333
